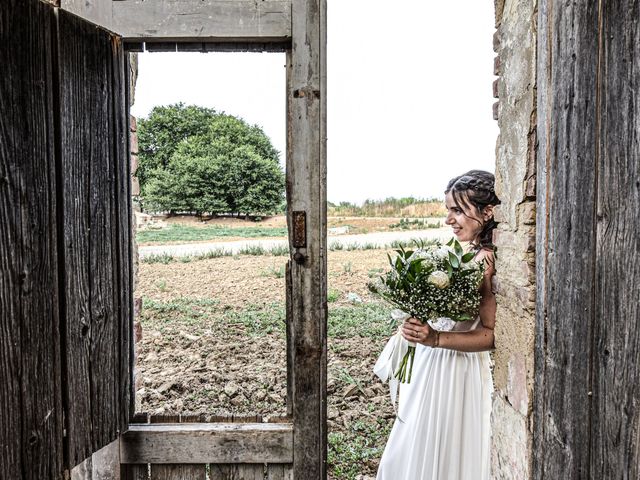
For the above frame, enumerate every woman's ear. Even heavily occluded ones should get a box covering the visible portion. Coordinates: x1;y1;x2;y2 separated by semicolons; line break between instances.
482;205;495;221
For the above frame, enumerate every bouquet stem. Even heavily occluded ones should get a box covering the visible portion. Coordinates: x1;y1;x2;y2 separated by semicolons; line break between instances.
394;346;416;383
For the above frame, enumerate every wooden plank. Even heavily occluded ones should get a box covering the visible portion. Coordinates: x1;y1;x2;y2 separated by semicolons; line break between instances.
0;0;64;477
266;464;293;480
591;1;640;477
59;10;96;464
60;0;292;43
60;0;112;31
149;415;206;480
71;439;121;480
120;423;293;464
534;1;600;478
58;10;131;466
121;414;149;480
87;14;119;458
111;33;134;438
286;0;327;476
71;456;93;480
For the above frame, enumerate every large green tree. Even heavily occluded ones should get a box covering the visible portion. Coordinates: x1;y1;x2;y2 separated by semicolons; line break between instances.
138;104;284;216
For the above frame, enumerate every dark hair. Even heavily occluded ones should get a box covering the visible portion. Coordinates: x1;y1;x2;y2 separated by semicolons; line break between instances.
445;170;501;251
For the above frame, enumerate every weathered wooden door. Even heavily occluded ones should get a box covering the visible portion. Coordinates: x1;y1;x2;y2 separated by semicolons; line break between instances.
56;0;328;478
535;1;640;477
1;1;132;477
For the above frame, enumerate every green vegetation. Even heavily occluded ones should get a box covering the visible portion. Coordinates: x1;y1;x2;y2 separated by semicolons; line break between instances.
141;297;284;336
138;103;284;217
328;303;394;339
389;217;442;230
141;297;393;341
140;293;394;478
141;241;442;264
328;197;447;217
328;419;392;480
260;264;286;279
137;224;288;244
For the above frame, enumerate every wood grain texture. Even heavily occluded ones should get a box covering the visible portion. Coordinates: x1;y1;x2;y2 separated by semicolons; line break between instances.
536;1;640;478
71;439;121;480
148;415;206;480
60;0;292;43
121;414;149;480
58;10;131;467
535;1;601;477
591;1;640;477
0;0;64;477
112;35;134;436
286;0;327;477
120;423;293;464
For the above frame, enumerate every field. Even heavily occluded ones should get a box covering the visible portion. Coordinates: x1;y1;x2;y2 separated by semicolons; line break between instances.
136;214;445;245
135;209;455;478
137;248;399;479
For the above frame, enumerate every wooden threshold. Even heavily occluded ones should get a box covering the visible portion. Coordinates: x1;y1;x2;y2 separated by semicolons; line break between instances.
119;422;293;464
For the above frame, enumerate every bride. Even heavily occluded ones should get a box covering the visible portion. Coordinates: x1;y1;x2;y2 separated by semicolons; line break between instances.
376;170;500;480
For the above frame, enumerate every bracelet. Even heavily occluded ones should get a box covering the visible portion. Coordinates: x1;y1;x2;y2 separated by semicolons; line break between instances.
434;330;440;348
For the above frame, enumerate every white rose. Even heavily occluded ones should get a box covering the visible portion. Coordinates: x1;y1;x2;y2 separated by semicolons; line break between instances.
427;270;450;289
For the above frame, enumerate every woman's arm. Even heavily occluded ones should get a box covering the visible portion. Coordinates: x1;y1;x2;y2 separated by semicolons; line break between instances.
401;249;496;353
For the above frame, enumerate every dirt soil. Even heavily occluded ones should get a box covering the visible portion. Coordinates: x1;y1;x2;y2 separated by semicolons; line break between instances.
136;249;398;478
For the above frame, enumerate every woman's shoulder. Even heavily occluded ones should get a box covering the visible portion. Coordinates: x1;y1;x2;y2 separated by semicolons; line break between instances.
473;247;496;274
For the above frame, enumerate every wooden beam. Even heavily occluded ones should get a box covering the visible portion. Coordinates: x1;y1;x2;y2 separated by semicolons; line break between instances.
119;423;293;464
0;0;64;476
534;0;599;477
59;0;292;43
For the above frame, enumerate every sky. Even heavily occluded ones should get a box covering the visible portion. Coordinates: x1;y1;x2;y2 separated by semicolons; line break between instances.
131;0;498;205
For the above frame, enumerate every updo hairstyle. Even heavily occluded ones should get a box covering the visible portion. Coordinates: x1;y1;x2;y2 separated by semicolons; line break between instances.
445;170;501;251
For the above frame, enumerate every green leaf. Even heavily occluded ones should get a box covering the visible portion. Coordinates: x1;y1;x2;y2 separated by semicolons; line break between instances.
454;240;463;256
461;252;476;263
446;238;454;247
448;251;460;269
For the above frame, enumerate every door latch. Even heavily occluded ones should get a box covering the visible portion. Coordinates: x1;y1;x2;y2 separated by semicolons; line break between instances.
292;211;307;264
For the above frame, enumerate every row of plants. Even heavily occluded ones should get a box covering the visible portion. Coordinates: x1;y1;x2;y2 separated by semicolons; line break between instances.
328;197;446;218
141;238;438;264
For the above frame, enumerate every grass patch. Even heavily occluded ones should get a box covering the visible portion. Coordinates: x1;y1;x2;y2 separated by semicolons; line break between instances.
328;303;393;340
328;418;392;480
389;218;442;230
260;264;286;279
142;297;392;340
238;244;266;256
140;244;290;264
137;224;287;244
327;289;340;303
141;297;285;336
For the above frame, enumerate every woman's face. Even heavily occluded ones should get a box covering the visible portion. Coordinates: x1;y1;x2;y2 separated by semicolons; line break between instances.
444;191;484;243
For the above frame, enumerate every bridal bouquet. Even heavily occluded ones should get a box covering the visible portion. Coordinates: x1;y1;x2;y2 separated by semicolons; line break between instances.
369;238;484;385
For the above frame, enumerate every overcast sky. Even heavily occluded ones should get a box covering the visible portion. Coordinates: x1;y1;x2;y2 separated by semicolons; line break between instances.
131;0;498;204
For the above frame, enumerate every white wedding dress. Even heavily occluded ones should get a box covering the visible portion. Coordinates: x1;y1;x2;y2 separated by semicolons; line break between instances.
376;317;493;480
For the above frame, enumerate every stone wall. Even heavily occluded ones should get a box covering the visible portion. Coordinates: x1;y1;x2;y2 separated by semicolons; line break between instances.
491;0;537;478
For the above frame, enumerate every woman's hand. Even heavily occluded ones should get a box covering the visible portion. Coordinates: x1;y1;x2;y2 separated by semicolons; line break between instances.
401;317;437;347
